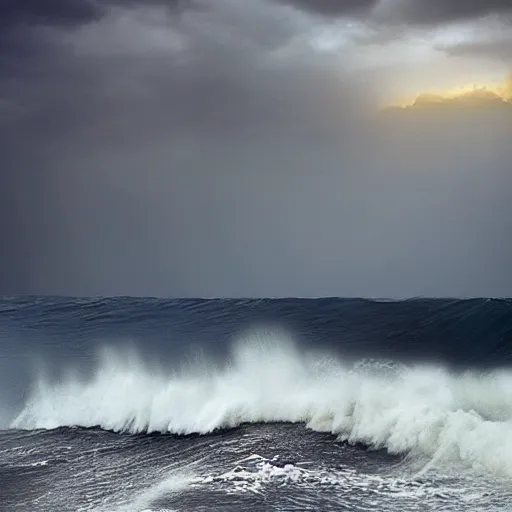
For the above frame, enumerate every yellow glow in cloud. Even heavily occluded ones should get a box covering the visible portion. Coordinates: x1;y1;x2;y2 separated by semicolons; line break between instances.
389;77;512;109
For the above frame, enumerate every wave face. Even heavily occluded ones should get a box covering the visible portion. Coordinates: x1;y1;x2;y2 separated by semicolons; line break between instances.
1;297;511;370
12;331;512;479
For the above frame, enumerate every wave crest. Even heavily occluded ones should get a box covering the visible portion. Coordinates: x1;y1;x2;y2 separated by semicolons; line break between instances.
12;334;512;477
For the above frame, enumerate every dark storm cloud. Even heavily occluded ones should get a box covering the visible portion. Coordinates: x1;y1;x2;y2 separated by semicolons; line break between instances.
0;1;369;295
278;0;378;16
392;0;512;25
0;0;192;69
420;0;512;23
0;0;100;28
0;0;193;28
439;38;512;63
281;0;512;24
0;0;511;297
4;0;512;34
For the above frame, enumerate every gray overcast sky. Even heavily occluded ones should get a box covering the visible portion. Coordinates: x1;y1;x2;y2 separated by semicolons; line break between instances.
1;0;511;297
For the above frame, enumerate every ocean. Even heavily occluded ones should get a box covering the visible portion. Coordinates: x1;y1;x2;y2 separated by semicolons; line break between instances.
1;296;512;511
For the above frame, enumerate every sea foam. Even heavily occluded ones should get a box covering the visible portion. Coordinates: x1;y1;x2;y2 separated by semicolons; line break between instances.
12;332;512;478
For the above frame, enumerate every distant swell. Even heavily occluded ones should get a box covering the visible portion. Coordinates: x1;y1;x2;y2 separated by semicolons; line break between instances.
12;334;512;478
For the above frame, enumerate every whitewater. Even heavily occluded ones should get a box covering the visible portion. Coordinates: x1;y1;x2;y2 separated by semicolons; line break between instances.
13;335;512;478
2;296;512;511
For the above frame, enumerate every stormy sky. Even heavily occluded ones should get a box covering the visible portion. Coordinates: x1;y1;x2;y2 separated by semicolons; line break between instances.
1;0;511;297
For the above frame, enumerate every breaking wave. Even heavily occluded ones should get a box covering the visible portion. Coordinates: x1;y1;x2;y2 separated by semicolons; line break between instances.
12;333;512;478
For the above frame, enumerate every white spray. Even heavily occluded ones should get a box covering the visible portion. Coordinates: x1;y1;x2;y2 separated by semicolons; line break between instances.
12;332;512;478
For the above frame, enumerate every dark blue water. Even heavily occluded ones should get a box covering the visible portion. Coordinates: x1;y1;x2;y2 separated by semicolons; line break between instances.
1;296;512;511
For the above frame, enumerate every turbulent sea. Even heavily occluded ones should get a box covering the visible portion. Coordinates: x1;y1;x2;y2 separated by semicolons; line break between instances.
1;297;512;512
